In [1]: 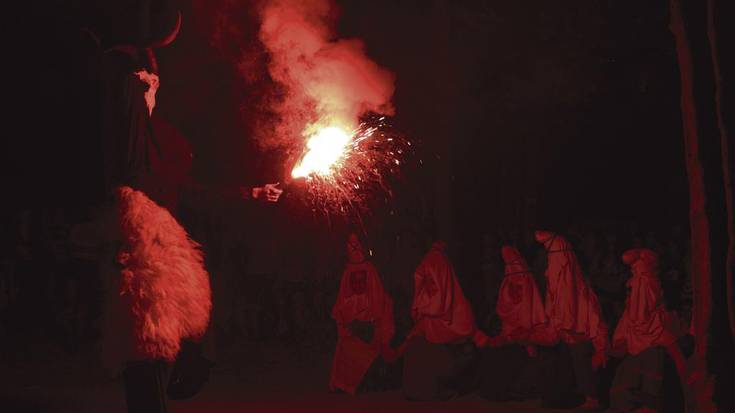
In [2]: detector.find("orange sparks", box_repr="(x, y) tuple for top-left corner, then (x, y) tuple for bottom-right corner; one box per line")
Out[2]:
(287, 115), (410, 215)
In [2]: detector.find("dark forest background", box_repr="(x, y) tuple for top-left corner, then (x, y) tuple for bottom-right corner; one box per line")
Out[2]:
(4, 0), (690, 331)
(7, 0), (688, 253)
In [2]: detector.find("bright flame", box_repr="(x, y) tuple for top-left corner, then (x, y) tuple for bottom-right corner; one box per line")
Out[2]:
(285, 115), (410, 216)
(292, 126), (352, 178)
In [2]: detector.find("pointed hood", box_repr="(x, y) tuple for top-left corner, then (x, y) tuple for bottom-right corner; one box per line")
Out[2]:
(411, 241), (476, 343)
(535, 230), (605, 342)
(346, 233), (366, 263)
(497, 246), (547, 336)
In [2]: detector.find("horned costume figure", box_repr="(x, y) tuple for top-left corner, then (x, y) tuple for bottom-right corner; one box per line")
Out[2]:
(91, 4), (200, 412)
(329, 234), (395, 394)
(89, 2), (281, 411)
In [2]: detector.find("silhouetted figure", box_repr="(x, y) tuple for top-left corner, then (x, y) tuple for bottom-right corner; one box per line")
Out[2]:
(87, 2), (282, 412)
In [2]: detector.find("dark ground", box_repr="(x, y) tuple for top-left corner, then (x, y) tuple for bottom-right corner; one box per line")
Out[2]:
(0, 342), (570, 413)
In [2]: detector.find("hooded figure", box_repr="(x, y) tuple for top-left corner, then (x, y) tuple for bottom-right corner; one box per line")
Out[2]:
(401, 241), (478, 401)
(329, 234), (394, 394)
(496, 246), (548, 343)
(613, 248), (676, 355)
(476, 246), (552, 402)
(609, 248), (683, 412)
(410, 241), (477, 344)
(535, 231), (609, 409)
(534, 231), (608, 351)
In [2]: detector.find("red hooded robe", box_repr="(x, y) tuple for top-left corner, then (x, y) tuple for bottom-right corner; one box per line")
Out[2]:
(497, 246), (551, 344)
(613, 248), (676, 355)
(329, 234), (395, 394)
(410, 241), (476, 344)
(535, 231), (608, 353)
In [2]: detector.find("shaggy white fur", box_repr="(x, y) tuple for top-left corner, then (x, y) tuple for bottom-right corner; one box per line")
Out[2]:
(117, 186), (212, 361)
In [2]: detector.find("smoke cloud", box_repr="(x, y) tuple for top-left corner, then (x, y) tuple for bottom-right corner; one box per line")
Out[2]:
(256, 0), (395, 149)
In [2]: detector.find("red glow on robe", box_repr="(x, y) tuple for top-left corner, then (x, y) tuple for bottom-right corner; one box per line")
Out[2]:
(117, 186), (211, 361)
(411, 241), (477, 344)
(497, 246), (548, 340)
(613, 248), (677, 355)
(329, 234), (394, 394)
(535, 231), (608, 351)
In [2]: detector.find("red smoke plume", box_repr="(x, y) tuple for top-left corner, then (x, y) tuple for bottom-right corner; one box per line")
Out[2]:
(257, 0), (395, 150)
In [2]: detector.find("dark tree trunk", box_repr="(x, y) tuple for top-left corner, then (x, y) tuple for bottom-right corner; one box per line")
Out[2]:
(669, 0), (735, 411)
(706, 0), (735, 347)
(430, 0), (458, 248)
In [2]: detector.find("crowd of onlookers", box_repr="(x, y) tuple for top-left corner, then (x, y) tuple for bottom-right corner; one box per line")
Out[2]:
(0, 204), (692, 377)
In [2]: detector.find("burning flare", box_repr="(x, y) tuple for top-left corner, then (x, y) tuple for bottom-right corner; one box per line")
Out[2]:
(287, 115), (410, 214)
(292, 125), (352, 178)
(248, 0), (410, 214)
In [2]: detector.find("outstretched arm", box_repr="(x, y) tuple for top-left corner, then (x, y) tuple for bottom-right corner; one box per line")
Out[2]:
(249, 183), (283, 202)
(185, 182), (283, 202)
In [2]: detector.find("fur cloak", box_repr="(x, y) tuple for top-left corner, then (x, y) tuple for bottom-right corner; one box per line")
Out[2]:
(116, 186), (211, 361)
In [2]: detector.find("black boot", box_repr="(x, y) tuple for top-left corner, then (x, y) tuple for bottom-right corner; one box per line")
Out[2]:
(123, 359), (168, 413)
